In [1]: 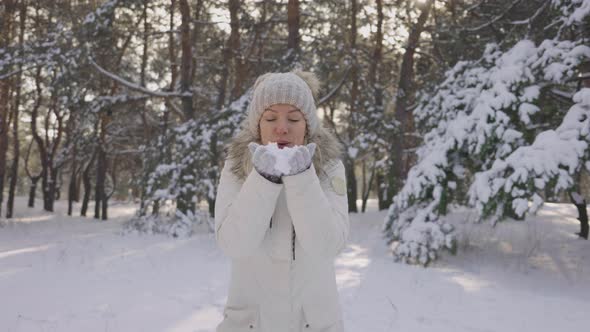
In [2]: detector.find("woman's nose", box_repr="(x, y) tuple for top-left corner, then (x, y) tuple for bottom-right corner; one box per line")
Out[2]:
(274, 119), (288, 134)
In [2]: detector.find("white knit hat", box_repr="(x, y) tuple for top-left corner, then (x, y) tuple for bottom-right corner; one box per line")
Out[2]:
(247, 70), (321, 138)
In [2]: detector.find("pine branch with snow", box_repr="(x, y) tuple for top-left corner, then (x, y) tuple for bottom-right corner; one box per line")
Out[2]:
(469, 88), (590, 222)
(384, 0), (590, 266)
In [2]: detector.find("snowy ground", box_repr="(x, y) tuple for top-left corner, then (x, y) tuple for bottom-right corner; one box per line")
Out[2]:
(1, 197), (589, 332)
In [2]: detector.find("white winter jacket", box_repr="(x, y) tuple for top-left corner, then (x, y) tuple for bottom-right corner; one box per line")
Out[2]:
(214, 126), (349, 332)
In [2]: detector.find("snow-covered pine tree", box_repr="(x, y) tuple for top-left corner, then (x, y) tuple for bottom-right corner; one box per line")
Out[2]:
(384, 0), (590, 266)
(128, 93), (248, 237)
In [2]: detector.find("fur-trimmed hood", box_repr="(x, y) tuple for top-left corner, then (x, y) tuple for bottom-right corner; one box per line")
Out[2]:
(225, 120), (343, 181)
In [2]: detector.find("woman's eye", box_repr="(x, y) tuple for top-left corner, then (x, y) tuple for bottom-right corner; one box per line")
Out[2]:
(288, 119), (300, 122)
(265, 118), (276, 122)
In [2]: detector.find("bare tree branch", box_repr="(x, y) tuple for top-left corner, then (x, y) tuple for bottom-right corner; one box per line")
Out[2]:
(318, 66), (351, 106)
(89, 58), (192, 98)
(465, 0), (522, 32)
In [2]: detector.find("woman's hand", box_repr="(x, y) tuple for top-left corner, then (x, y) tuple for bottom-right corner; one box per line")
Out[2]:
(248, 142), (281, 179)
(248, 142), (317, 179)
(284, 143), (316, 176)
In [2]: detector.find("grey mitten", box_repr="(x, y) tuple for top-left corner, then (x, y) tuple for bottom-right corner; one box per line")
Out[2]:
(284, 143), (317, 176)
(248, 142), (282, 182)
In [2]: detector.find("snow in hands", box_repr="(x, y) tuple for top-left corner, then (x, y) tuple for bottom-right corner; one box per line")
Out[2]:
(249, 142), (316, 176)
(265, 142), (300, 175)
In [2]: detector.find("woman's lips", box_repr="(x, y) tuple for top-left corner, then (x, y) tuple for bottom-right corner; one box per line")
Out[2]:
(277, 141), (291, 149)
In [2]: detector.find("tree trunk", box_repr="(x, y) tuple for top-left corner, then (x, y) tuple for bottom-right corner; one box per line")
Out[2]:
(24, 139), (41, 207)
(369, 0), (383, 98)
(148, 2), (178, 215)
(229, 0), (245, 100)
(140, 0), (149, 87)
(101, 156), (109, 221)
(94, 145), (106, 220)
(137, 0), (152, 216)
(255, 1), (268, 67)
(370, 0), (386, 210)
(67, 114), (78, 216)
(168, 0), (178, 93)
(81, 152), (96, 217)
(175, 0), (198, 217)
(391, 0), (433, 198)
(178, 0), (193, 119)
(45, 93), (64, 212)
(27, 177), (40, 207)
(6, 1), (25, 219)
(361, 159), (377, 213)
(570, 192), (588, 240)
(29, 67), (51, 211)
(33, 5), (54, 213)
(361, 160), (366, 209)
(75, 169), (82, 202)
(286, 0), (300, 66)
(0, 0), (16, 218)
(346, 0), (359, 213)
(68, 148), (78, 216)
(209, 0), (242, 218)
(92, 3), (117, 220)
(46, 165), (57, 212)
(190, 0), (204, 82)
(377, 171), (389, 210)
(345, 157), (358, 213)
(349, 0), (359, 140)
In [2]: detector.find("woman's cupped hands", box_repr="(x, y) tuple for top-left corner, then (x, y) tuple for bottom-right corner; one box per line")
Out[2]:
(248, 142), (317, 178)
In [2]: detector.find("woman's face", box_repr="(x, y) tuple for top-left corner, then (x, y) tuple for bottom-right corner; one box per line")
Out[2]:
(259, 103), (306, 148)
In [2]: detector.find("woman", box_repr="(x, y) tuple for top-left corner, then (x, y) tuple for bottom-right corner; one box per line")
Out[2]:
(214, 70), (349, 332)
